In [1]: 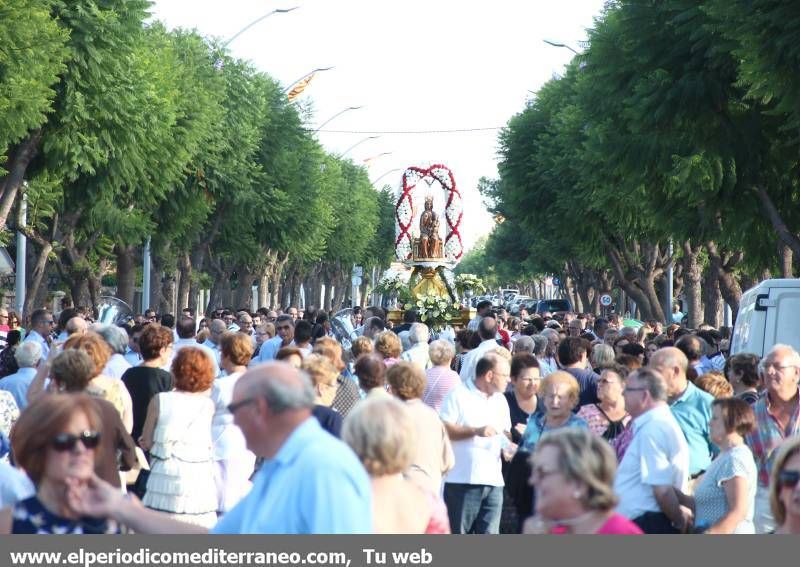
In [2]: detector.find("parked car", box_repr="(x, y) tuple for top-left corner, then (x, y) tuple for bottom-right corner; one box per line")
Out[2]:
(731, 278), (800, 357)
(534, 298), (572, 315)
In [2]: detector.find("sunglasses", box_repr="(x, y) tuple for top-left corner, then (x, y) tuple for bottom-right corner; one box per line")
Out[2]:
(227, 398), (255, 415)
(778, 469), (800, 490)
(52, 431), (101, 452)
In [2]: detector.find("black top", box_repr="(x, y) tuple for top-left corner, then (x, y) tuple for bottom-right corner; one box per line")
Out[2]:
(312, 405), (343, 438)
(504, 391), (533, 444)
(121, 366), (173, 441)
(12, 496), (119, 534)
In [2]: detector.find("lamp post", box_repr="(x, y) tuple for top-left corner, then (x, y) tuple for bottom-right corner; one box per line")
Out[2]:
(283, 66), (334, 94)
(222, 6), (300, 48)
(15, 187), (27, 316)
(543, 39), (580, 55)
(363, 152), (392, 164)
(371, 168), (402, 186)
(339, 136), (379, 159)
(315, 106), (363, 133)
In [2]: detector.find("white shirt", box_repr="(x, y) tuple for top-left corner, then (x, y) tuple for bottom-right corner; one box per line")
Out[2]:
(102, 353), (132, 380)
(467, 316), (482, 331)
(439, 382), (511, 487)
(400, 343), (431, 371)
(458, 339), (501, 385)
(0, 462), (34, 508)
(210, 371), (255, 462)
(202, 339), (222, 366)
(172, 338), (221, 377)
(615, 404), (690, 520)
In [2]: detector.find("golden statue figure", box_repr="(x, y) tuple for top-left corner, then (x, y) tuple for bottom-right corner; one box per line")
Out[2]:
(418, 195), (443, 259)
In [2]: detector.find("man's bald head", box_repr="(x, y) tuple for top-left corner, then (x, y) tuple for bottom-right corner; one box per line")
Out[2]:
(236, 362), (315, 415)
(65, 316), (88, 336)
(649, 347), (689, 396)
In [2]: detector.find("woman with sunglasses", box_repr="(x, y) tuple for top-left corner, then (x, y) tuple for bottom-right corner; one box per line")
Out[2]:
(770, 436), (800, 534)
(0, 394), (120, 533)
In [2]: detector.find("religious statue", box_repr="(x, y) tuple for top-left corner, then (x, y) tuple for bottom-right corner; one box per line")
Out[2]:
(418, 195), (443, 258)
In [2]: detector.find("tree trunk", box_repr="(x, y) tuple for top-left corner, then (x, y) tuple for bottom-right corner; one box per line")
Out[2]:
(24, 240), (53, 319)
(780, 244), (793, 278)
(259, 272), (269, 309)
(706, 241), (743, 323)
(753, 184), (800, 258)
(681, 242), (703, 328)
(234, 267), (257, 311)
(0, 130), (42, 233)
(703, 269), (723, 328)
(114, 243), (137, 307)
(176, 252), (192, 311)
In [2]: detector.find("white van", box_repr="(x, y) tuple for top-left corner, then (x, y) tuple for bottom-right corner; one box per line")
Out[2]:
(731, 279), (800, 357)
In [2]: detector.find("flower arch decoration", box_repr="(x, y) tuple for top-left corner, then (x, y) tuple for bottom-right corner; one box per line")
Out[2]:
(394, 164), (463, 262)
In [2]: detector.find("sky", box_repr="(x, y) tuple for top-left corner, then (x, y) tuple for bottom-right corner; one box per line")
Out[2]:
(149, 0), (607, 251)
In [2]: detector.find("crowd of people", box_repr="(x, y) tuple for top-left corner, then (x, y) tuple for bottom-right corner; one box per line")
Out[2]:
(0, 302), (798, 535)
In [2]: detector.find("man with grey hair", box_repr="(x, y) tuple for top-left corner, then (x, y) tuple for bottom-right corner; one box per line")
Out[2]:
(202, 319), (227, 366)
(65, 316), (88, 337)
(0, 341), (42, 409)
(615, 367), (691, 533)
(95, 324), (132, 380)
(649, 347), (713, 480)
(511, 335), (535, 356)
(538, 328), (560, 376)
(65, 362), (372, 534)
(745, 343), (800, 533)
(400, 323), (431, 371)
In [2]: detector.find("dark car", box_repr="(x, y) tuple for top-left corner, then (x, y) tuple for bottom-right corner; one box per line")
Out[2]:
(534, 298), (572, 314)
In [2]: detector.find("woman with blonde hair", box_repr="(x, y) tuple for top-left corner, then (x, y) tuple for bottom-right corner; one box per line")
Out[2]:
(770, 436), (800, 534)
(386, 362), (454, 494)
(314, 336), (361, 418)
(28, 332), (134, 434)
(374, 331), (402, 367)
(524, 428), (642, 534)
(508, 371), (588, 531)
(302, 353), (343, 437)
(342, 397), (449, 533)
(211, 333), (256, 513)
(423, 339), (460, 412)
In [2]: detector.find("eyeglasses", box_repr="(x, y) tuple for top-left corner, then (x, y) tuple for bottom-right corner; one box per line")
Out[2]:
(227, 398), (256, 415)
(778, 469), (800, 490)
(530, 465), (560, 482)
(52, 431), (101, 452)
(623, 386), (647, 394)
(763, 363), (798, 372)
(45, 320), (55, 325)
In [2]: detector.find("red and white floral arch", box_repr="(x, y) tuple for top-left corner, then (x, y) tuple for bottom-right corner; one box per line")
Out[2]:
(394, 164), (464, 263)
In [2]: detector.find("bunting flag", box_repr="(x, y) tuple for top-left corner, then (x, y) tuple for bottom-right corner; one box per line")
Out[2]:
(286, 72), (316, 101)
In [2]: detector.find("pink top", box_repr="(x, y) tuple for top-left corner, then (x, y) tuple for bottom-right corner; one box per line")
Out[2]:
(423, 366), (461, 412)
(549, 513), (643, 535)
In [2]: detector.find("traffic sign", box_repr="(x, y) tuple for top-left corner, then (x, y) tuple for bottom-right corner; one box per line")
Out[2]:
(600, 294), (613, 307)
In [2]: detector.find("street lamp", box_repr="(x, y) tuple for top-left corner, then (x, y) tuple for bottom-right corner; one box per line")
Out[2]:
(222, 7), (300, 48)
(371, 168), (402, 186)
(315, 106), (363, 133)
(543, 39), (580, 55)
(283, 66), (334, 94)
(363, 152), (392, 164)
(339, 136), (379, 158)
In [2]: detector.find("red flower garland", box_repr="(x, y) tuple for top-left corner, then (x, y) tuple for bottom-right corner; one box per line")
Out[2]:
(394, 164), (463, 261)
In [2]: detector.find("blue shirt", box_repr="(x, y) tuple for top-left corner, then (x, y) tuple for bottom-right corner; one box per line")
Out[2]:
(23, 330), (49, 359)
(0, 367), (37, 410)
(669, 382), (714, 475)
(211, 417), (372, 534)
(519, 411), (589, 452)
(253, 336), (284, 365)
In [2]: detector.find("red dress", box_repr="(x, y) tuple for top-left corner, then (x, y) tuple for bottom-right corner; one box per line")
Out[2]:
(549, 513), (643, 535)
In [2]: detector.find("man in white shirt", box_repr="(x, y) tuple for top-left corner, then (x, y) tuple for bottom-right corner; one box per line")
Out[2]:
(0, 341), (42, 410)
(459, 316), (501, 385)
(400, 323), (431, 371)
(23, 309), (55, 359)
(252, 315), (294, 365)
(440, 352), (512, 534)
(615, 367), (691, 533)
(172, 316), (220, 377)
(467, 300), (493, 331)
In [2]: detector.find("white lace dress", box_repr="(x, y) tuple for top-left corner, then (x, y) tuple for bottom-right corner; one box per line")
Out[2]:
(143, 391), (217, 527)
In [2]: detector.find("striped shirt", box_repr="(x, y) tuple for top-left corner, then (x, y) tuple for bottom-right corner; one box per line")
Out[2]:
(423, 366), (461, 412)
(745, 393), (800, 487)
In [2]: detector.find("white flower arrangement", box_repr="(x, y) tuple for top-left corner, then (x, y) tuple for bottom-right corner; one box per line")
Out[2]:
(415, 293), (462, 332)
